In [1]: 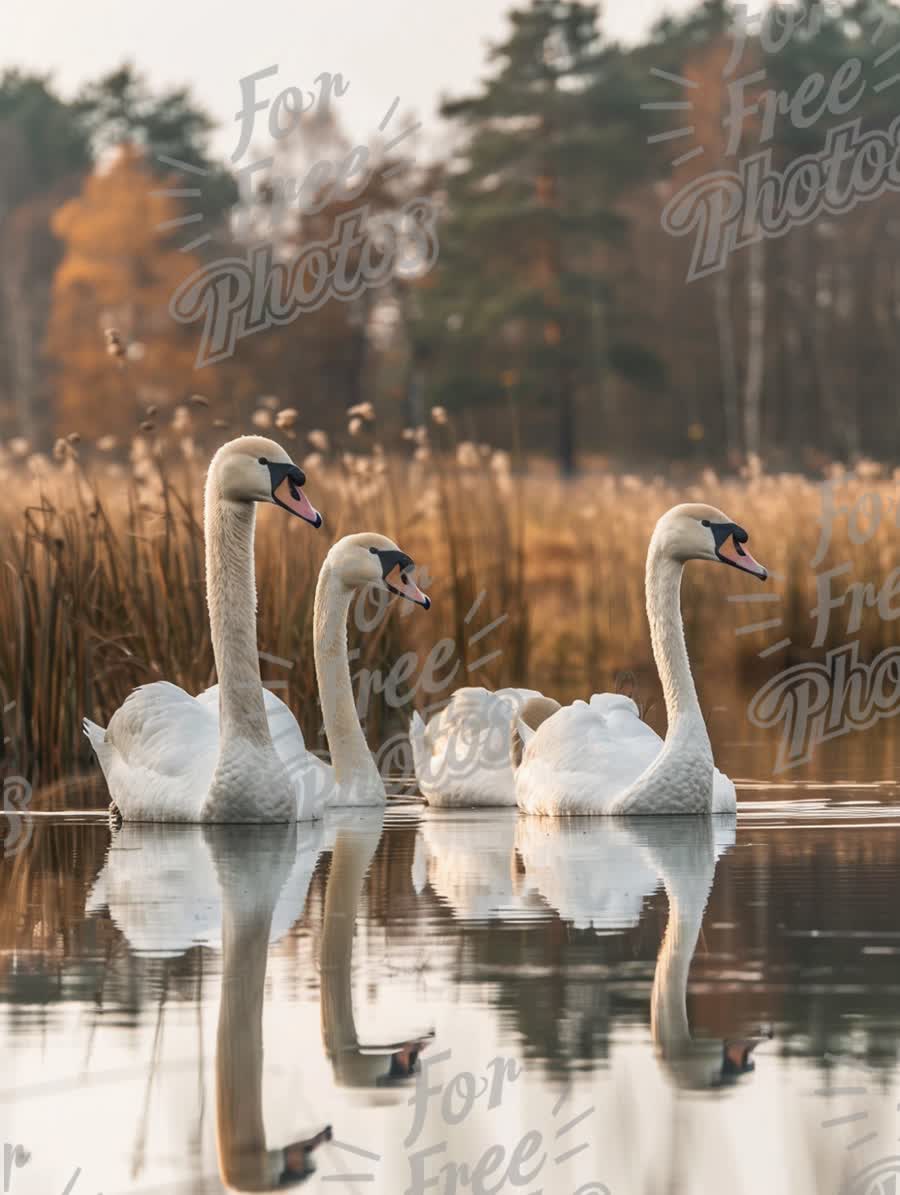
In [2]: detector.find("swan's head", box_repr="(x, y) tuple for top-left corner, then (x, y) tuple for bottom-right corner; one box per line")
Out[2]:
(652, 503), (767, 581)
(208, 436), (323, 527)
(325, 533), (431, 608)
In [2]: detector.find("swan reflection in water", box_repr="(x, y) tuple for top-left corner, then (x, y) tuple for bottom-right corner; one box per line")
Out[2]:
(420, 808), (766, 1089)
(83, 796), (766, 1186)
(321, 808), (434, 1092)
(413, 809), (548, 922)
(637, 816), (768, 1089)
(86, 820), (332, 1189)
(517, 814), (767, 1088)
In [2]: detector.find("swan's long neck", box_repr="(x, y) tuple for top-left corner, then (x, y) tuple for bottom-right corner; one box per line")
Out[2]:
(609, 541), (713, 814)
(645, 542), (704, 733)
(314, 564), (380, 789)
(205, 482), (270, 746)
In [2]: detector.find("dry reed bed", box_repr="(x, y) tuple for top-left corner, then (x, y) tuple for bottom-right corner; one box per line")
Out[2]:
(0, 429), (527, 789)
(1, 423), (898, 794)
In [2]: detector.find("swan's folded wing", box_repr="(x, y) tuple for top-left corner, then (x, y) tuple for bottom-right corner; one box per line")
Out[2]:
(106, 683), (217, 771)
(288, 750), (335, 819)
(528, 702), (662, 776)
(412, 687), (553, 807)
(494, 686), (548, 707)
(516, 702), (664, 815)
(588, 692), (640, 717)
(421, 687), (492, 749)
(105, 683), (216, 774)
(587, 692), (660, 739)
(424, 687), (544, 747)
(196, 683), (308, 768)
(101, 683), (220, 820)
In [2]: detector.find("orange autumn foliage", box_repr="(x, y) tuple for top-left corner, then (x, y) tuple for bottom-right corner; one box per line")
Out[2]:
(45, 144), (207, 435)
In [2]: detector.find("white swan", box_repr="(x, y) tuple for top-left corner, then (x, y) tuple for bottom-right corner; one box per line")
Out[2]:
(84, 436), (325, 823)
(201, 533), (431, 808)
(409, 687), (561, 807)
(514, 503), (768, 816)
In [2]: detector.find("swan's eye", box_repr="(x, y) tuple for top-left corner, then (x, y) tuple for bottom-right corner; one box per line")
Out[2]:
(701, 519), (711, 527)
(258, 456), (268, 465)
(369, 547), (378, 554)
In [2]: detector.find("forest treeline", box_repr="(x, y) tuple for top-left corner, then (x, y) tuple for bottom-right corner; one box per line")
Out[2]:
(2, 0), (899, 474)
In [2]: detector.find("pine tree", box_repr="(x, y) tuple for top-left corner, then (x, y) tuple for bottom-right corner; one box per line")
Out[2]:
(421, 0), (657, 475)
(74, 65), (236, 222)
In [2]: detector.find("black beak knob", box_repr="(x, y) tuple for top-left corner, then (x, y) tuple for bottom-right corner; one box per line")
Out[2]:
(267, 460), (306, 493)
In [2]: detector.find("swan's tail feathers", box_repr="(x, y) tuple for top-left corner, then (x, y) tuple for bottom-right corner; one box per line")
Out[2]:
(589, 692), (640, 719)
(511, 717), (535, 773)
(83, 718), (114, 778)
(409, 710), (430, 786)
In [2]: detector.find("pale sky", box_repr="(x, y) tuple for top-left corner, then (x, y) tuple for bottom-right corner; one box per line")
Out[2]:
(3, 0), (699, 159)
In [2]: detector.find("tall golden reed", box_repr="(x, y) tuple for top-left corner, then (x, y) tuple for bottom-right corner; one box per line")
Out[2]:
(1, 413), (897, 798)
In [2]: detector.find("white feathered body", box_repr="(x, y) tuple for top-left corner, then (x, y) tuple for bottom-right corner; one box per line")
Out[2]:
(512, 509), (751, 817)
(84, 683), (327, 823)
(514, 693), (735, 816)
(409, 686), (547, 807)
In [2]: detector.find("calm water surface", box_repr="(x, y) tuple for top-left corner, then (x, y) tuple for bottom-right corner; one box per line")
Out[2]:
(5, 765), (900, 1194)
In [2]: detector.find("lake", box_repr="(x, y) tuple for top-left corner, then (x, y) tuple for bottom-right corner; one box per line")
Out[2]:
(5, 731), (900, 1195)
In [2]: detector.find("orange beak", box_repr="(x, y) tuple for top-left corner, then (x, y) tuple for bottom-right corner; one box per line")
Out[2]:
(387, 566), (431, 609)
(716, 535), (767, 579)
(273, 475), (323, 527)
